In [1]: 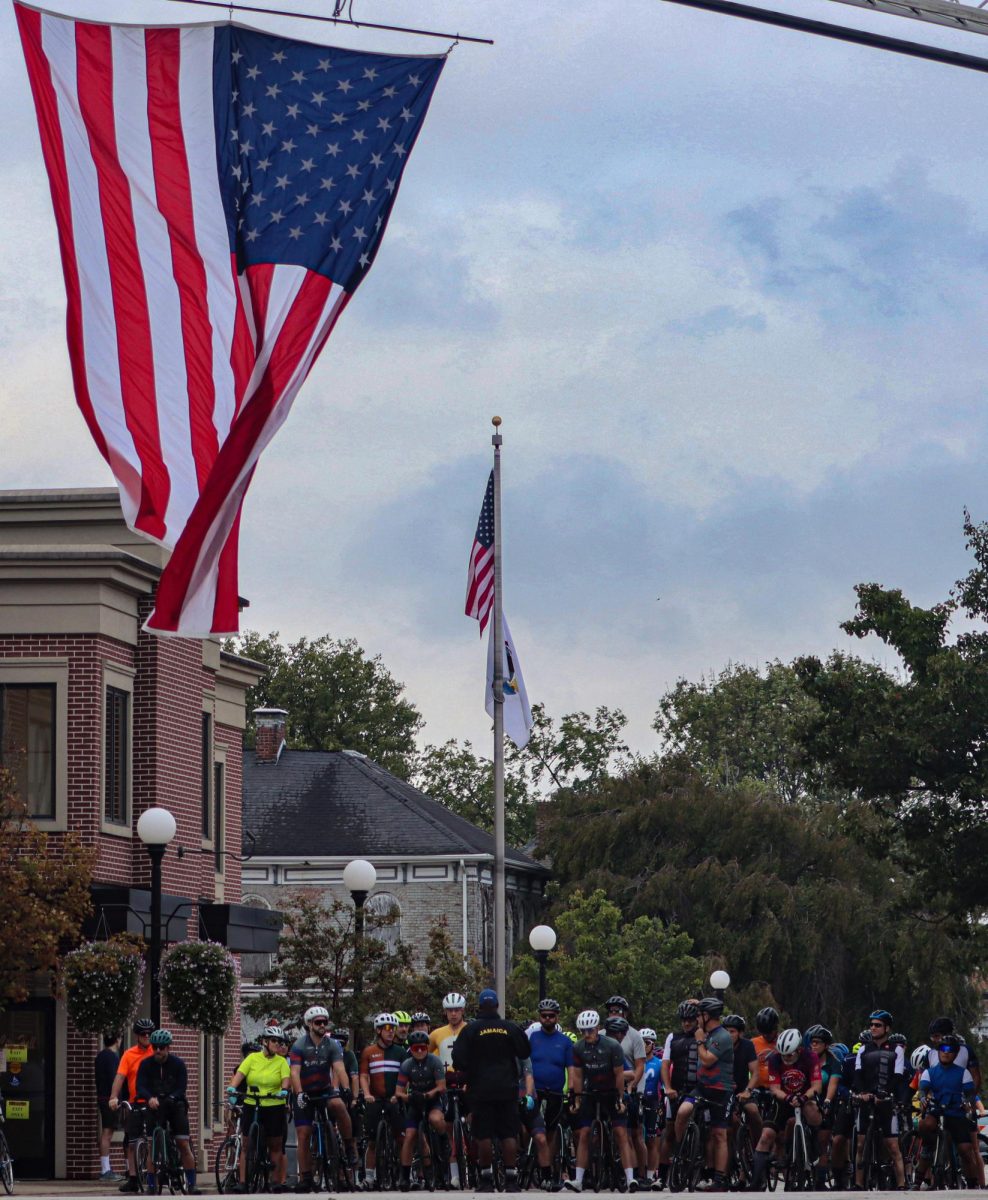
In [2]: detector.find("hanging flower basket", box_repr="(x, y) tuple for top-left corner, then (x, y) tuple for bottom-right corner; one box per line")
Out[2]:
(160, 940), (237, 1035)
(62, 936), (146, 1036)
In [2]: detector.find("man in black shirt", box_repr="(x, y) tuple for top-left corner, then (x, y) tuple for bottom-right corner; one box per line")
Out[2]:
(136, 1030), (201, 1195)
(451, 989), (529, 1192)
(95, 1032), (123, 1181)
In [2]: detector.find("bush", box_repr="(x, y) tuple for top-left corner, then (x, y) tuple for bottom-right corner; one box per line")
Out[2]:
(63, 936), (145, 1035)
(160, 941), (237, 1035)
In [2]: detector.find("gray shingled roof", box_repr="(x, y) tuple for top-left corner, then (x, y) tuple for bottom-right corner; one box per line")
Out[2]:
(242, 749), (549, 874)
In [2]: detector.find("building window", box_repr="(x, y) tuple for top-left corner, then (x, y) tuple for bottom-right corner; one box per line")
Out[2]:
(201, 713), (213, 839)
(366, 892), (401, 954)
(104, 686), (129, 825)
(213, 762), (224, 874)
(0, 683), (55, 818)
(202, 1035), (224, 1130)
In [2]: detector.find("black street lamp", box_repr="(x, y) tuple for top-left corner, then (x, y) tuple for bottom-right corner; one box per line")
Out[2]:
(343, 858), (377, 1050)
(136, 806), (177, 1028)
(529, 924), (557, 1002)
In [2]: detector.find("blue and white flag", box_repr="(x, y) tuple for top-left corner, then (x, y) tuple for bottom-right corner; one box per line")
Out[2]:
(486, 615), (533, 749)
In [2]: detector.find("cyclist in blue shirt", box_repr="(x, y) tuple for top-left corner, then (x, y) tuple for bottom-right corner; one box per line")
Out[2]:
(915, 1035), (980, 1188)
(640, 1029), (663, 1188)
(528, 999), (576, 1186)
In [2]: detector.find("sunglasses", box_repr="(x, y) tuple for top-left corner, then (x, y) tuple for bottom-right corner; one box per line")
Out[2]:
(411, 1045), (429, 1052)
(939, 1046), (959, 1054)
(540, 1013), (558, 1020)
(868, 1022), (886, 1028)
(311, 1019), (329, 1026)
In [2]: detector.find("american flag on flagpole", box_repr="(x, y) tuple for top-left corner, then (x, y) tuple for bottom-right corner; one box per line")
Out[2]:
(465, 470), (495, 635)
(15, 3), (445, 636)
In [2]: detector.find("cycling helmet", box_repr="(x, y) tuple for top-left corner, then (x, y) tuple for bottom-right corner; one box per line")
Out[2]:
(858, 1030), (873, 1044)
(756, 1007), (779, 1034)
(888, 1033), (907, 1048)
(393, 1010), (411, 1025)
(806, 1024), (833, 1044)
(831, 1043), (849, 1064)
(576, 1010), (601, 1031)
(697, 997), (724, 1017)
(374, 1012), (398, 1030)
(640, 1027), (658, 1041)
(868, 1009), (893, 1026)
(776, 1028), (802, 1055)
(408, 1030), (430, 1047)
(442, 992), (466, 1010)
(304, 1005), (330, 1024)
(262, 1024), (287, 1042)
(538, 998), (562, 1014)
(722, 1014), (746, 1032)
(605, 1016), (630, 1038)
(241, 1040), (261, 1056)
(150, 1029), (173, 1047)
(606, 995), (630, 1013)
(677, 1001), (699, 1020)
(939, 1034), (962, 1052)
(410, 1012), (430, 1025)
(911, 1045), (931, 1070)
(332, 1027), (349, 1044)
(133, 1017), (155, 1034)
(928, 1017), (954, 1037)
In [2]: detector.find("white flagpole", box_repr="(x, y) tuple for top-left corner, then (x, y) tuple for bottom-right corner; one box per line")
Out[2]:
(491, 415), (506, 1005)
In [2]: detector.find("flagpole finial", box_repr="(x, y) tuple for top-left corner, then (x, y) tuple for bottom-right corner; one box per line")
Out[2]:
(492, 415), (502, 427)
(491, 415), (502, 448)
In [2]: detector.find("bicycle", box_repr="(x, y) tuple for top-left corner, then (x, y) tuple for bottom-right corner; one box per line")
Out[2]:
(215, 1101), (246, 1194)
(0, 1089), (14, 1196)
(444, 1086), (475, 1191)
(729, 1096), (757, 1191)
(365, 1097), (402, 1191)
(119, 1102), (152, 1193)
(921, 1101), (964, 1191)
(782, 1098), (816, 1192)
(405, 1094), (450, 1191)
(243, 1086), (288, 1193)
(571, 1092), (625, 1193)
(306, 1090), (354, 1192)
(854, 1095), (897, 1191)
(668, 1093), (709, 1193)
(149, 1103), (189, 1195)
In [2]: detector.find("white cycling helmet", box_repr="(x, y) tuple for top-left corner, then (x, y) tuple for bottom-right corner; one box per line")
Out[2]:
(911, 1044), (931, 1071)
(374, 1012), (398, 1029)
(576, 1010), (601, 1032)
(777, 1028), (802, 1055)
(442, 992), (466, 1010)
(262, 1024), (287, 1042)
(304, 1005), (329, 1024)
(640, 1027), (658, 1042)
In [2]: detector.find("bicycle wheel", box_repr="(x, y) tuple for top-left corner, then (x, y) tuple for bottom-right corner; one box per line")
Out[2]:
(170, 1136), (189, 1196)
(375, 1118), (395, 1191)
(320, 1118), (340, 1193)
(669, 1121), (697, 1193)
(246, 1123), (264, 1193)
(334, 1125), (354, 1192)
(136, 1136), (151, 1193)
(732, 1121), (753, 1191)
(0, 1129), (13, 1196)
(215, 1136), (241, 1193)
(786, 1125), (811, 1192)
(861, 1123), (879, 1192)
(151, 1127), (169, 1195)
(453, 1117), (474, 1190)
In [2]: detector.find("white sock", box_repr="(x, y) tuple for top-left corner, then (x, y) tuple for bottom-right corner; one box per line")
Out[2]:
(366, 1169), (376, 1183)
(100, 1156), (111, 1174)
(575, 1167), (585, 1185)
(450, 1164), (459, 1181)
(626, 1168), (635, 1184)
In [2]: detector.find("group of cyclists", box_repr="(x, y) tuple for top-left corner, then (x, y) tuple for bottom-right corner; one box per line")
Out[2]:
(102, 991), (988, 1194)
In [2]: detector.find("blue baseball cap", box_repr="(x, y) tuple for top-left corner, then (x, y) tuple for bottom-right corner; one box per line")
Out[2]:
(478, 988), (499, 1008)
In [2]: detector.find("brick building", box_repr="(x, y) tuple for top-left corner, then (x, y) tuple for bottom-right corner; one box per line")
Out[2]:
(239, 707), (551, 1024)
(0, 489), (273, 1180)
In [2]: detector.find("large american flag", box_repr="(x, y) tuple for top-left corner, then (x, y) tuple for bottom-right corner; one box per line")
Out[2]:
(465, 470), (495, 635)
(16, 3), (444, 636)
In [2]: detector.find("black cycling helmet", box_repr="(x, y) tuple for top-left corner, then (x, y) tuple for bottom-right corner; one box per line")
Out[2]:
(408, 1030), (430, 1047)
(133, 1017), (155, 1035)
(411, 1012), (430, 1025)
(806, 1024), (833, 1044)
(697, 997), (724, 1017)
(606, 995), (630, 1013)
(538, 998), (562, 1014)
(332, 1027), (350, 1044)
(677, 1001), (699, 1020)
(756, 1007), (779, 1034)
(888, 1032), (907, 1048)
(928, 1017), (954, 1037)
(722, 1014), (746, 1032)
(858, 1030), (873, 1044)
(938, 1034), (962, 1051)
(605, 1016), (630, 1037)
(868, 1008), (893, 1026)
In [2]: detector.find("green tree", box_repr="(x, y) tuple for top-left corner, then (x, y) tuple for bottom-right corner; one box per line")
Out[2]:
(506, 888), (703, 1031)
(400, 916), (490, 1017)
(412, 739), (535, 845)
(0, 770), (96, 1019)
(515, 703), (631, 796)
(229, 631), (423, 779)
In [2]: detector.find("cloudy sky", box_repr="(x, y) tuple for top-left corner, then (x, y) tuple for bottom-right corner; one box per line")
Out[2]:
(3, 0), (988, 756)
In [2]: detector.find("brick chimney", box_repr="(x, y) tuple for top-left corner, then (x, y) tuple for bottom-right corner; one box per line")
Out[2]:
(254, 707), (288, 764)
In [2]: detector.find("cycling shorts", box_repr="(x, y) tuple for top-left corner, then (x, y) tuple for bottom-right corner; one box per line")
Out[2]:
(244, 1102), (287, 1141)
(573, 1092), (627, 1131)
(641, 1096), (662, 1140)
(855, 1099), (899, 1140)
(293, 1090), (340, 1129)
(366, 1098), (404, 1140)
(831, 1097), (854, 1139)
(146, 1097), (190, 1139)
(624, 1091), (642, 1129)
(536, 1091), (566, 1134)
(521, 1100), (546, 1135)
(471, 1097), (521, 1141)
(685, 1085), (734, 1130)
(404, 1094), (443, 1131)
(765, 1096), (818, 1132)
(922, 1114), (974, 1146)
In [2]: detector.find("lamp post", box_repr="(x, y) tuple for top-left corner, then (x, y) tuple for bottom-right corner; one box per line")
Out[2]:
(529, 924), (557, 1002)
(136, 806), (177, 1028)
(709, 969), (731, 1002)
(344, 858), (377, 1050)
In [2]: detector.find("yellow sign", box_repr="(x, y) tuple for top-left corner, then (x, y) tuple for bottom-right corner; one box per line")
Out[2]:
(5, 1046), (27, 1064)
(5, 1101), (29, 1120)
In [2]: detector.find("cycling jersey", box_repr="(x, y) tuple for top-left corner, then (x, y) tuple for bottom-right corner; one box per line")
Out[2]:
(528, 1026), (574, 1093)
(236, 1051), (290, 1105)
(750, 1035), (778, 1087)
(642, 1053), (663, 1099)
(620, 1027), (647, 1091)
(429, 1022), (466, 1070)
(766, 1048), (821, 1097)
(342, 1047), (359, 1081)
(136, 1053), (188, 1102)
(732, 1037), (757, 1094)
(817, 1048), (841, 1093)
(451, 1014), (531, 1101)
(289, 1031), (343, 1094)
(919, 1063), (976, 1119)
(662, 1030), (698, 1093)
(697, 1025), (734, 1092)
(573, 1034), (624, 1094)
(398, 1053), (445, 1094)
(117, 1044), (153, 1103)
(359, 1041), (406, 1099)
(853, 1041), (905, 1101)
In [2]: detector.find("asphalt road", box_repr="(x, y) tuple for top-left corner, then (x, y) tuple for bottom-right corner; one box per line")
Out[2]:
(10, 1190), (988, 1199)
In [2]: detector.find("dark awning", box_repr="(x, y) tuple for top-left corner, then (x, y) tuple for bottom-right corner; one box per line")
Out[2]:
(87, 885), (192, 943)
(198, 902), (283, 952)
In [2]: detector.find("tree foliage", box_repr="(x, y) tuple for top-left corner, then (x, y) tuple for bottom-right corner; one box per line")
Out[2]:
(0, 770), (96, 1018)
(539, 761), (984, 1042)
(229, 631), (424, 778)
(506, 888), (703, 1032)
(412, 740), (534, 846)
